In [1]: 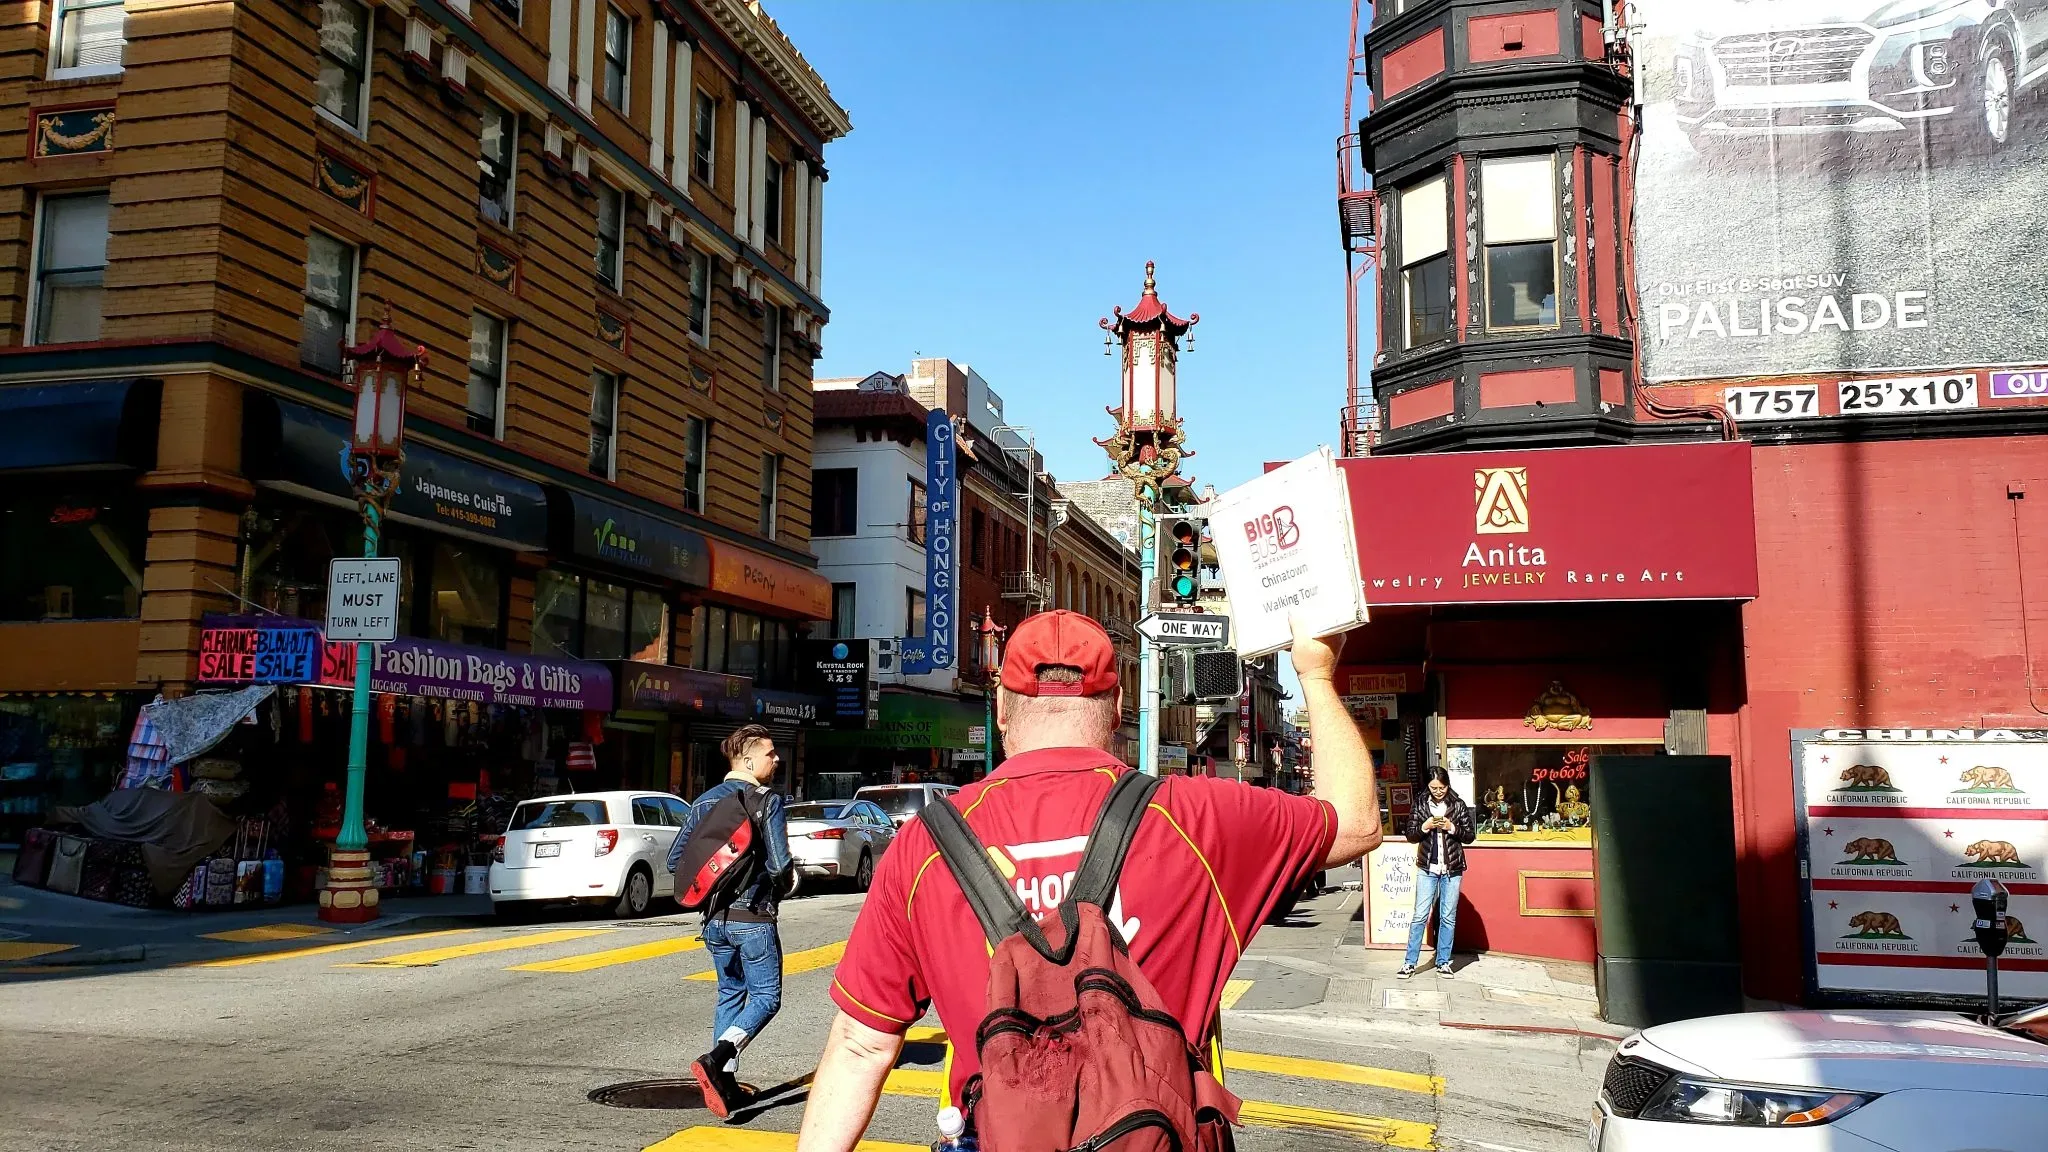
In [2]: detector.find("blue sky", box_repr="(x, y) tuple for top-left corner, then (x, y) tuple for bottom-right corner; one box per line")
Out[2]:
(774, 0), (1364, 496)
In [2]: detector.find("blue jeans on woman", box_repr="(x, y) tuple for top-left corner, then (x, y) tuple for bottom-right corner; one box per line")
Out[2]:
(702, 916), (783, 1064)
(1404, 870), (1462, 970)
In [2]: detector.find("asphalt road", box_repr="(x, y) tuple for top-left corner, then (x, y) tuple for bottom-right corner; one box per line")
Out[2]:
(0, 885), (1603, 1152)
(1633, 95), (2048, 381)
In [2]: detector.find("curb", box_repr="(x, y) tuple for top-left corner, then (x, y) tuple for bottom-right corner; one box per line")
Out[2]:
(33, 944), (148, 967)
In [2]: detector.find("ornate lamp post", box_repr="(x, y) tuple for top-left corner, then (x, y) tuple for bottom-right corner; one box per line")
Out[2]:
(1096, 261), (1197, 777)
(320, 317), (425, 924)
(976, 606), (1006, 772)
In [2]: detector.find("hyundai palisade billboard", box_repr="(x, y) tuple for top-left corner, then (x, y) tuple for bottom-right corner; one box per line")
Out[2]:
(1632, 0), (2048, 382)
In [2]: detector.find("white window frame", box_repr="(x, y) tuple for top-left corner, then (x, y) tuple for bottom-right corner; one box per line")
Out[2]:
(692, 88), (716, 187)
(758, 452), (779, 537)
(686, 248), (711, 346)
(601, 4), (631, 113)
(300, 231), (360, 374)
(682, 414), (708, 512)
(48, 0), (126, 80)
(595, 181), (624, 291)
(478, 99), (518, 227)
(1480, 154), (1562, 333)
(26, 190), (112, 347)
(314, 0), (374, 136)
(467, 311), (509, 438)
(589, 370), (621, 480)
(1399, 175), (1451, 349)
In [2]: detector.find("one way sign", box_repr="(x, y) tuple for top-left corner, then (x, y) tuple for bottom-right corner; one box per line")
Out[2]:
(1135, 612), (1230, 646)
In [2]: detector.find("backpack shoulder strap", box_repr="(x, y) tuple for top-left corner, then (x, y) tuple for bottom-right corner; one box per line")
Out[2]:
(1066, 770), (1160, 913)
(922, 796), (1033, 949)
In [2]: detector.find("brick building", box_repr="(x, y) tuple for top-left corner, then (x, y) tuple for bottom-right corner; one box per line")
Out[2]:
(0, 0), (846, 850)
(1337, 0), (2048, 1009)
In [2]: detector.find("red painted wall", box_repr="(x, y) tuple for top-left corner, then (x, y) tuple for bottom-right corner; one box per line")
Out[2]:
(1479, 366), (1576, 409)
(1390, 379), (1456, 427)
(1453, 845), (1597, 960)
(1738, 436), (2048, 1000)
(1591, 154), (1619, 336)
(1468, 7), (1561, 63)
(1383, 28), (1448, 99)
(1581, 13), (1603, 60)
(1599, 368), (1625, 407)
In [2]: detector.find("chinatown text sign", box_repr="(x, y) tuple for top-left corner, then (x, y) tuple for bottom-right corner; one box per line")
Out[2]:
(1341, 442), (1758, 606)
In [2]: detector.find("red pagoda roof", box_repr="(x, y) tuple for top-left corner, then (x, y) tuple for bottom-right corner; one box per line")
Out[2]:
(1101, 260), (1198, 339)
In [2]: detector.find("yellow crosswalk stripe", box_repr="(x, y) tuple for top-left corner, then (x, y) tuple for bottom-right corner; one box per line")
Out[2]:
(1239, 1100), (1435, 1150)
(1219, 978), (1253, 1010)
(883, 1067), (945, 1097)
(509, 933), (705, 973)
(645, 1127), (922, 1152)
(1222, 1049), (1444, 1096)
(339, 928), (610, 968)
(203, 924), (335, 944)
(185, 929), (476, 968)
(0, 942), (75, 962)
(684, 939), (845, 982)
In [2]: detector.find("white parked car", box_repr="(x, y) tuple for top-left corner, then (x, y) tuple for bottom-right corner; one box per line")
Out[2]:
(854, 783), (959, 829)
(1591, 1004), (2048, 1150)
(785, 799), (896, 892)
(488, 791), (686, 919)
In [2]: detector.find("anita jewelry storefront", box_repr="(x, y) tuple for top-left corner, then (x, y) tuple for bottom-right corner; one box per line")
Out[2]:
(1343, 443), (1759, 963)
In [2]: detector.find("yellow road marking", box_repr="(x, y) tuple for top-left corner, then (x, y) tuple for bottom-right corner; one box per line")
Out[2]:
(0, 965), (72, 975)
(685, 939), (845, 982)
(339, 928), (609, 968)
(203, 924), (334, 944)
(883, 1067), (946, 1097)
(903, 1025), (947, 1045)
(1239, 1100), (1436, 1150)
(1223, 1049), (1444, 1096)
(646, 1127), (922, 1152)
(1219, 978), (1254, 1010)
(0, 942), (75, 962)
(510, 934), (704, 973)
(186, 929), (476, 968)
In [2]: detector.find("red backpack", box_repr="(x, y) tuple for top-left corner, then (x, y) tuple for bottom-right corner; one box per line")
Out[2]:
(672, 785), (769, 914)
(923, 771), (1241, 1152)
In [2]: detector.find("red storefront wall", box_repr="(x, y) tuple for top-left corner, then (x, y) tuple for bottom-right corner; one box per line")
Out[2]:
(1737, 436), (2048, 1002)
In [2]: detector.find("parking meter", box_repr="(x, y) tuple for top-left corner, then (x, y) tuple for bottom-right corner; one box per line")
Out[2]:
(1972, 879), (2010, 1018)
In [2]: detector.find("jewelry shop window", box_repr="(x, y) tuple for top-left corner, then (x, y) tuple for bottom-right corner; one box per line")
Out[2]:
(1448, 741), (1660, 844)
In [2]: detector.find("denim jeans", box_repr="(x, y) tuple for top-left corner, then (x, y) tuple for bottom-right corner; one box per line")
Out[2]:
(1404, 870), (1462, 969)
(702, 917), (783, 1054)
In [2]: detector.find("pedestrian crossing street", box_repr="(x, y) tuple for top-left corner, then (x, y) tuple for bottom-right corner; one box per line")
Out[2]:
(1, 923), (1443, 1149)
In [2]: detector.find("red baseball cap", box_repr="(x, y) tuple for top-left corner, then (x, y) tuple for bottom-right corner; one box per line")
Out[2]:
(1001, 610), (1119, 697)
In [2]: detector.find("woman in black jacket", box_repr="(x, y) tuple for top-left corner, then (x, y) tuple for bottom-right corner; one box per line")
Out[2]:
(1401, 768), (1477, 978)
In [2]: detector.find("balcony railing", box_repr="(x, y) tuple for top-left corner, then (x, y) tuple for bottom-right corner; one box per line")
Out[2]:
(1101, 614), (1133, 642)
(1001, 571), (1050, 604)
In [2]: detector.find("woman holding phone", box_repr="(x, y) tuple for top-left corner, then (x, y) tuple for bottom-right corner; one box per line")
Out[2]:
(1399, 768), (1477, 978)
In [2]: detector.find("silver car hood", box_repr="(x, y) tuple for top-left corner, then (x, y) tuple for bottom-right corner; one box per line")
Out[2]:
(1629, 1011), (2048, 1097)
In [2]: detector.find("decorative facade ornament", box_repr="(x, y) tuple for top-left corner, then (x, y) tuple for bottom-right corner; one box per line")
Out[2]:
(596, 308), (630, 351)
(1524, 680), (1593, 732)
(34, 107), (116, 158)
(315, 150), (375, 215)
(475, 239), (520, 293)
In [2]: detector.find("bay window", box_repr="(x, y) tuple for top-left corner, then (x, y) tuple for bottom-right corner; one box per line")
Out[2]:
(1481, 155), (1559, 330)
(1399, 175), (1451, 348)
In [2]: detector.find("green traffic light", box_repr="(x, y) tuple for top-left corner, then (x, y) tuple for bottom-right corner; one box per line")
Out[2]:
(1170, 573), (1198, 598)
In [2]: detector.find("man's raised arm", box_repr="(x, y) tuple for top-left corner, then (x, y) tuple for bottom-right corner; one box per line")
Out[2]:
(1288, 614), (1383, 867)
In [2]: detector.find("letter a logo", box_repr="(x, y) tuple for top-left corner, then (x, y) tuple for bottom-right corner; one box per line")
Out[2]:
(1474, 467), (1530, 535)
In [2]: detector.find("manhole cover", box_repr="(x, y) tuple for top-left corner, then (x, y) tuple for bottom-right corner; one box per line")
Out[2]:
(588, 1079), (758, 1110)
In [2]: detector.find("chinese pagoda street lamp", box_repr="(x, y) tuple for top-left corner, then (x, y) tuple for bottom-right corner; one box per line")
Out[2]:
(321, 318), (425, 924)
(1095, 261), (1197, 777)
(977, 606), (1006, 772)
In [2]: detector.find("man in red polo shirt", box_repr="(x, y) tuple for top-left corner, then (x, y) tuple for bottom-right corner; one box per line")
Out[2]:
(795, 610), (1381, 1150)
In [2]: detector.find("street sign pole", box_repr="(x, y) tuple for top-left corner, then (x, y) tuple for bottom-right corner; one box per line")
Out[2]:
(1138, 502), (1159, 778)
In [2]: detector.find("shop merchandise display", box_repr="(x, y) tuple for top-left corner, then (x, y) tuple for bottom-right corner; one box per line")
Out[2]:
(46, 834), (87, 894)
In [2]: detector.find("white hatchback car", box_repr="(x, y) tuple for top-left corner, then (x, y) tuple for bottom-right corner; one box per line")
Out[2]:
(854, 783), (960, 829)
(488, 791), (686, 919)
(786, 798), (896, 891)
(1591, 1004), (2048, 1150)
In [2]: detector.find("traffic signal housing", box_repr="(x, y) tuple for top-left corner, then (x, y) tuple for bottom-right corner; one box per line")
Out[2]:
(1164, 648), (1245, 704)
(1165, 516), (1205, 606)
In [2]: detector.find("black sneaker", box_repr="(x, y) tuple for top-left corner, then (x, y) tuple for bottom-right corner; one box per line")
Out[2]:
(1435, 964), (1454, 978)
(691, 1041), (743, 1119)
(1396, 964), (1417, 980)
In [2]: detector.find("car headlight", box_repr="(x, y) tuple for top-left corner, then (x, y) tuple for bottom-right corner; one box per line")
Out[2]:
(1638, 1076), (1875, 1126)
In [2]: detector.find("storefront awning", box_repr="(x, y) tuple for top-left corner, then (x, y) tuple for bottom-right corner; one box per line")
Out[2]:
(244, 397), (550, 551)
(706, 541), (832, 620)
(557, 491), (711, 587)
(1341, 441), (1759, 607)
(612, 660), (749, 718)
(0, 379), (160, 472)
